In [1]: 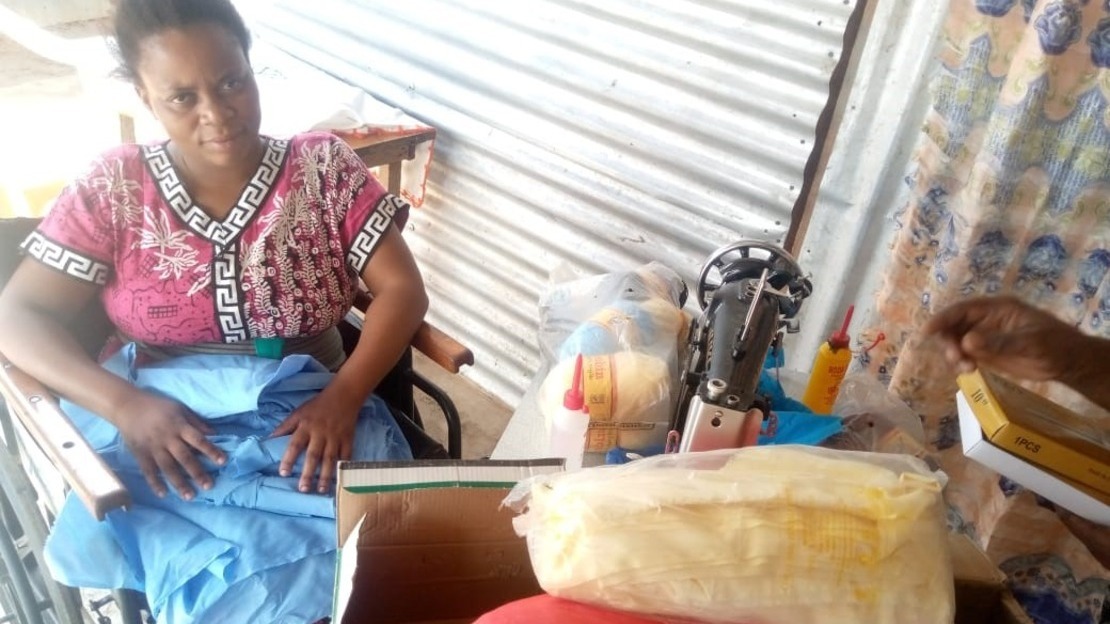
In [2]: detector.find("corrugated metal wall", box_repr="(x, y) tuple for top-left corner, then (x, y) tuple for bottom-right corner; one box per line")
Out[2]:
(788, 0), (951, 369)
(242, 0), (859, 402)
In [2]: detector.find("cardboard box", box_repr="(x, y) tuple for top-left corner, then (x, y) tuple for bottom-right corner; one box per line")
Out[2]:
(957, 393), (1110, 524)
(335, 459), (1034, 624)
(333, 459), (562, 624)
(950, 532), (1033, 624)
(957, 370), (1110, 495)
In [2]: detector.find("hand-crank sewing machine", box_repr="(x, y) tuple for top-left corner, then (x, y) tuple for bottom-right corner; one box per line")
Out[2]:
(672, 241), (812, 452)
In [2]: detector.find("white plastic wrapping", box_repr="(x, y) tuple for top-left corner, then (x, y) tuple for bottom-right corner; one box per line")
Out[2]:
(505, 445), (954, 624)
(535, 263), (690, 454)
(824, 374), (929, 458)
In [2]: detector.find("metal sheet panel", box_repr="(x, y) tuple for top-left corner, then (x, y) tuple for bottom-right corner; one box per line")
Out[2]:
(789, 0), (950, 371)
(242, 0), (858, 402)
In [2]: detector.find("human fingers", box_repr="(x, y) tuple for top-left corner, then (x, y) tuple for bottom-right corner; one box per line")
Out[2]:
(934, 335), (978, 375)
(961, 327), (1070, 381)
(941, 341), (962, 363)
(184, 412), (215, 436)
(965, 327), (1056, 363)
(279, 428), (307, 478)
(954, 357), (976, 374)
(181, 414), (227, 466)
(154, 448), (195, 500)
(316, 440), (339, 494)
(960, 330), (990, 356)
(923, 297), (999, 338)
(135, 451), (167, 498)
(299, 437), (325, 494)
(271, 412), (301, 439)
(188, 434), (227, 469)
(168, 440), (214, 491)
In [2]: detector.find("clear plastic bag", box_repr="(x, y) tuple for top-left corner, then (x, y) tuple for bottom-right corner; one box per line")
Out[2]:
(822, 373), (928, 458)
(505, 445), (954, 624)
(534, 263), (690, 454)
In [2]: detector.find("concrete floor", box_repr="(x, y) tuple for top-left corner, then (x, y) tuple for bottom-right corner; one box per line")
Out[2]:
(0, 26), (512, 458)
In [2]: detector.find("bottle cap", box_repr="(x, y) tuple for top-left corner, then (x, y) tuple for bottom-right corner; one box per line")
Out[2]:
(828, 305), (854, 350)
(564, 354), (585, 410)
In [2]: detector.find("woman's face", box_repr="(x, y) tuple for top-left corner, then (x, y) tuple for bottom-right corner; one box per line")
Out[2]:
(135, 23), (262, 172)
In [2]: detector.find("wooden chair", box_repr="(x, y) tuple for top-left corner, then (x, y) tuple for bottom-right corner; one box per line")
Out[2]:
(0, 216), (473, 623)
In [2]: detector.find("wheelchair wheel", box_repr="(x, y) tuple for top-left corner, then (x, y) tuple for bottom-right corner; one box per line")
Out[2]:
(0, 490), (44, 624)
(0, 412), (85, 624)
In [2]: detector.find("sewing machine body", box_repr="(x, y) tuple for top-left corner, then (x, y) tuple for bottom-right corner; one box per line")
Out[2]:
(674, 241), (810, 452)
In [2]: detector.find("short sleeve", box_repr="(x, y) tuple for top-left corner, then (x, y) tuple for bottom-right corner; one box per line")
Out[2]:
(318, 135), (412, 276)
(20, 151), (135, 285)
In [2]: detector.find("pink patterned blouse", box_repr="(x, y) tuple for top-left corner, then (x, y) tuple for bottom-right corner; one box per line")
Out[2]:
(22, 132), (407, 346)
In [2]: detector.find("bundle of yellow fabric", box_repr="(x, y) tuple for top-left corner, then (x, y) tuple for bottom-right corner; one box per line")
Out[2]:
(509, 446), (954, 624)
(537, 293), (689, 452)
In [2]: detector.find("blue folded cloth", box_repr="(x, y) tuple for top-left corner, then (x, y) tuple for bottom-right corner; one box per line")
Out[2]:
(45, 344), (412, 623)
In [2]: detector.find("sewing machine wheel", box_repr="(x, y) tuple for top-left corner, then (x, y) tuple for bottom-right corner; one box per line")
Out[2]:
(695, 241), (806, 309)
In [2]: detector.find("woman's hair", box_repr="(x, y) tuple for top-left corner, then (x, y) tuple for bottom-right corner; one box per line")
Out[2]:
(110, 0), (252, 84)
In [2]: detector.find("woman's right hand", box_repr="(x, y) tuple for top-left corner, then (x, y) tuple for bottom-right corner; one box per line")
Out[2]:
(114, 391), (227, 500)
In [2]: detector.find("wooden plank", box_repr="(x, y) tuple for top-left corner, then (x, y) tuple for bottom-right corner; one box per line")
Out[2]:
(411, 321), (475, 374)
(784, 0), (878, 255)
(0, 360), (130, 520)
(345, 129), (436, 195)
(387, 163), (403, 195)
(342, 129), (436, 168)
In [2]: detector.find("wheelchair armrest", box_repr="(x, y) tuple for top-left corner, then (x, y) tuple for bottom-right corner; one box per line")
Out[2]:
(0, 358), (130, 521)
(351, 291), (474, 373)
(411, 322), (474, 375)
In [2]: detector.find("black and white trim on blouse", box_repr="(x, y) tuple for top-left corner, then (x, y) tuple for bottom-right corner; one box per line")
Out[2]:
(213, 243), (248, 343)
(143, 138), (288, 252)
(21, 231), (110, 285)
(347, 194), (407, 275)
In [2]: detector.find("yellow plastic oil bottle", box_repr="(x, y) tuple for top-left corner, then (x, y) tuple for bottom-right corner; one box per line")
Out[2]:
(801, 305), (854, 414)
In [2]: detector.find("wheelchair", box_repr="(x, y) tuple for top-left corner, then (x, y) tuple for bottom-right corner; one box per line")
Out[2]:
(0, 216), (472, 623)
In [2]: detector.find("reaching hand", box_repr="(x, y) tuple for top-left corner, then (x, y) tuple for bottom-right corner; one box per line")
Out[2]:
(922, 296), (1082, 382)
(271, 390), (359, 494)
(115, 391), (227, 500)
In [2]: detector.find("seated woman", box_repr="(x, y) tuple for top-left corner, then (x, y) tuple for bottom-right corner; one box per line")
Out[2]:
(0, 0), (428, 621)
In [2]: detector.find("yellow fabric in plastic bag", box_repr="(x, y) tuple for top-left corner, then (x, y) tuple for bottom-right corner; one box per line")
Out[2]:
(538, 351), (672, 450)
(511, 446), (954, 624)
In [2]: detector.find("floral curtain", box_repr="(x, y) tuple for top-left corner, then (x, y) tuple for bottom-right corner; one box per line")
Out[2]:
(859, 0), (1110, 622)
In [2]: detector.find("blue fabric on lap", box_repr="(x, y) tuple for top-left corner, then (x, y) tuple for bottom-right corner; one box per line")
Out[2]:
(44, 345), (412, 623)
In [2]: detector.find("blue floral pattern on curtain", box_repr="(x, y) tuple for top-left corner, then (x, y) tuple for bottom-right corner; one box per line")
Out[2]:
(860, 0), (1110, 622)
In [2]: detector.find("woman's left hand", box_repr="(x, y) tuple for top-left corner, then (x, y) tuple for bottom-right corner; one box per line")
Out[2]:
(269, 224), (427, 494)
(271, 389), (360, 493)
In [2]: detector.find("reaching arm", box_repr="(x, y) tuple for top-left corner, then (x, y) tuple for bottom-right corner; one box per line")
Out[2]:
(329, 224), (428, 415)
(0, 261), (138, 417)
(274, 224), (428, 492)
(1055, 333), (1110, 414)
(923, 296), (1110, 412)
(0, 260), (226, 499)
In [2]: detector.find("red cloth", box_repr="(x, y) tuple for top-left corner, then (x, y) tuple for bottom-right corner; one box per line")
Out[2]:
(475, 595), (705, 624)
